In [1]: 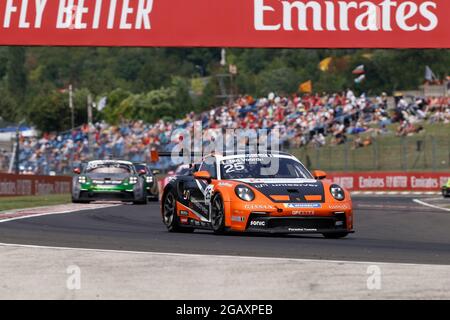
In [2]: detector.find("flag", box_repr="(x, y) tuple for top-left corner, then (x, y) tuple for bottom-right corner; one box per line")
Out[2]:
(354, 74), (366, 84)
(96, 97), (107, 111)
(299, 80), (312, 93)
(425, 66), (437, 82)
(318, 57), (332, 72)
(352, 64), (365, 75)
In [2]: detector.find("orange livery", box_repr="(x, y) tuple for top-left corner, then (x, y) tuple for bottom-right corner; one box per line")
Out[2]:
(161, 151), (354, 238)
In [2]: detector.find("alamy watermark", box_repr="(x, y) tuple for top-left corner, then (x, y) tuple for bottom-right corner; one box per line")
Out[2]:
(168, 122), (282, 175)
(66, 265), (81, 291)
(366, 265), (382, 290)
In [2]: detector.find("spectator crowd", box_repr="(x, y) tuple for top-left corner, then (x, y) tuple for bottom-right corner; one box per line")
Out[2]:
(1, 90), (449, 175)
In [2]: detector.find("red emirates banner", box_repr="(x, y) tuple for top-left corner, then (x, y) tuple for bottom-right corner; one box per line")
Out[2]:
(327, 172), (450, 192)
(0, 173), (72, 197)
(0, 0), (448, 47)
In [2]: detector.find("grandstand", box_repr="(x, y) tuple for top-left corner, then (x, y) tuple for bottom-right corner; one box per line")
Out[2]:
(2, 90), (448, 175)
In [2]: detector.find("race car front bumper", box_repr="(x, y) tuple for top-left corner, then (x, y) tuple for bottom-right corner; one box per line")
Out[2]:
(78, 190), (136, 201)
(245, 212), (354, 234)
(442, 187), (450, 197)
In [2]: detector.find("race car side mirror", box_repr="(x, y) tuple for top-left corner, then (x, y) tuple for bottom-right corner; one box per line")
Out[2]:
(313, 170), (327, 180)
(152, 170), (160, 175)
(73, 168), (81, 175)
(194, 171), (212, 182)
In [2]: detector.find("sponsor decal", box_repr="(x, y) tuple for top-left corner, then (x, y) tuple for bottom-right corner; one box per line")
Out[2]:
(284, 203), (322, 209)
(332, 177), (354, 189)
(204, 184), (214, 204)
(250, 221), (266, 227)
(411, 177), (439, 189)
(329, 172), (449, 191)
(244, 204), (275, 210)
(288, 228), (318, 232)
(359, 176), (385, 189)
(218, 182), (233, 187)
(180, 217), (189, 224)
(0, 1), (447, 48)
(252, 183), (319, 188)
(0, 174), (71, 197)
(232, 216), (246, 222)
(179, 210), (189, 216)
(328, 203), (351, 210)
(386, 176), (408, 188)
(292, 211), (315, 216)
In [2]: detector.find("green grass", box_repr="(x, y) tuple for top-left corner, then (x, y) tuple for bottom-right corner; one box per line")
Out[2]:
(0, 194), (71, 212)
(290, 123), (450, 172)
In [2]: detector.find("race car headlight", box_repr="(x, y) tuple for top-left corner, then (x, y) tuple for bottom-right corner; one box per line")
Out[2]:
(330, 184), (345, 201)
(235, 185), (255, 202)
(78, 176), (87, 184)
(128, 177), (138, 185)
(146, 176), (154, 183)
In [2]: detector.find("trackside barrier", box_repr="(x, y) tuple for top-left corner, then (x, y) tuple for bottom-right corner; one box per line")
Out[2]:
(2, 172), (446, 197)
(157, 172), (450, 194)
(327, 172), (450, 192)
(0, 173), (72, 197)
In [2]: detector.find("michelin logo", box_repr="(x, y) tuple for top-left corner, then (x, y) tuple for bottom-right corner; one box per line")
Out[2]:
(284, 203), (322, 209)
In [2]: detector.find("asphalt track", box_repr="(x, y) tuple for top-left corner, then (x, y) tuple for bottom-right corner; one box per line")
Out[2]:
(0, 195), (450, 265)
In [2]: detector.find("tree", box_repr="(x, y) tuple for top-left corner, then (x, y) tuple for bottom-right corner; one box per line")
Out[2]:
(0, 88), (17, 122)
(27, 91), (70, 132)
(6, 47), (27, 113)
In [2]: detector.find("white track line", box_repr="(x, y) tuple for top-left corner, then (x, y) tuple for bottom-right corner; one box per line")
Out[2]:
(413, 199), (450, 212)
(0, 204), (121, 224)
(0, 242), (448, 268)
(351, 191), (440, 196)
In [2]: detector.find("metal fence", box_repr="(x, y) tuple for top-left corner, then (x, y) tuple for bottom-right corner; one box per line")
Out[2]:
(2, 130), (449, 175)
(291, 134), (450, 172)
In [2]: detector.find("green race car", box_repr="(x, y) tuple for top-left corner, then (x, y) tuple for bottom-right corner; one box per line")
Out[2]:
(72, 160), (147, 205)
(442, 179), (450, 198)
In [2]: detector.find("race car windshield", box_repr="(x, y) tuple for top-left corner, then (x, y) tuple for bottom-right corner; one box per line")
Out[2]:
(220, 157), (313, 180)
(175, 166), (191, 175)
(86, 164), (133, 174)
(134, 164), (147, 173)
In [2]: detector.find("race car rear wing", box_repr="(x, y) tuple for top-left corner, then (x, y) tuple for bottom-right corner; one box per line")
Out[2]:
(150, 147), (289, 163)
(150, 150), (205, 163)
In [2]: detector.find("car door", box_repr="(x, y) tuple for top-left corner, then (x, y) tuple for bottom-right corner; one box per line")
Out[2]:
(184, 157), (217, 221)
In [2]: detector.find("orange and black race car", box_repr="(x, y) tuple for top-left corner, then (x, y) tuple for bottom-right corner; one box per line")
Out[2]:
(161, 151), (354, 238)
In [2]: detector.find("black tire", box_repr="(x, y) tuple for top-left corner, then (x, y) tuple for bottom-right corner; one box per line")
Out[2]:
(148, 194), (160, 202)
(72, 199), (90, 204)
(133, 189), (148, 205)
(323, 232), (349, 239)
(162, 191), (194, 233)
(211, 194), (226, 234)
(133, 198), (148, 205)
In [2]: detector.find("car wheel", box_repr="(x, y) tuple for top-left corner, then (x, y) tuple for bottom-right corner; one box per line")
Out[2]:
(133, 198), (148, 205)
(211, 194), (226, 234)
(163, 191), (193, 233)
(72, 198), (90, 204)
(323, 232), (349, 239)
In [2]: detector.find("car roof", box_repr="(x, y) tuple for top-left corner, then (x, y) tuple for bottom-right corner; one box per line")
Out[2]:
(212, 151), (295, 161)
(87, 160), (133, 166)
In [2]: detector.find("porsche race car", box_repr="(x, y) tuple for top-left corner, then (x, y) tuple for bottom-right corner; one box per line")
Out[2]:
(161, 152), (354, 238)
(442, 179), (450, 198)
(72, 160), (148, 204)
